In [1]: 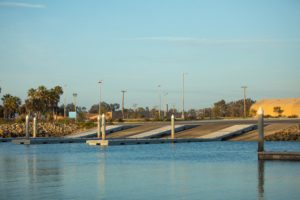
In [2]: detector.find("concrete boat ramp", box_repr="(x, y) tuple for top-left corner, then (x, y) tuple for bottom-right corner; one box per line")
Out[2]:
(10, 124), (255, 145)
(127, 125), (192, 139)
(65, 125), (134, 138)
(198, 124), (257, 141)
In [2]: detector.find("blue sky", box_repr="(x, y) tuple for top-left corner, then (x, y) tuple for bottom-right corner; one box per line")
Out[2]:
(1, 0), (300, 110)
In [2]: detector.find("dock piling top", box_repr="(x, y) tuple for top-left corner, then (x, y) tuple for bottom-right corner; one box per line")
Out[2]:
(171, 115), (175, 139)
(25, 115), (29, 139)
(33, 117), (37, 138)
(257, 107), (264, 115)
(97, 115), (101, 138)
(258, 107), (264, 152)
(101, 114), (106, 140)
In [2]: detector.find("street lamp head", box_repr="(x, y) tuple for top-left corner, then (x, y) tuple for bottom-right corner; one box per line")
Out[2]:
(73, 93), (78, 97)
(98, 80), (102, 84)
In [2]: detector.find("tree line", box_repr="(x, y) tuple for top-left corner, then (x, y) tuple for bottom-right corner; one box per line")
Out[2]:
(0, 85), (256, 121)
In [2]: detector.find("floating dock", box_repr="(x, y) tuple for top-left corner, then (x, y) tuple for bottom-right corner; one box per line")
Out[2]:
(0, 138), (12, 143)
(12, 138), (86, 144)
(86, 138), (212, 146)
(12, 137), (212, 145)
(258, 152), (300, 161)
(198, 124), (257, 141)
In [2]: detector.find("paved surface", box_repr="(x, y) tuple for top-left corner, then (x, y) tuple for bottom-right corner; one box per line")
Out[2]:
(127, 125), (186, 139)
(120, 118), (300, 126)
(65, 125), (126, 138)
(165, 124), (232, 138)
(107, 124), (163, 138)
(198, 124), (257, 140)
(230, 123), (296, 141)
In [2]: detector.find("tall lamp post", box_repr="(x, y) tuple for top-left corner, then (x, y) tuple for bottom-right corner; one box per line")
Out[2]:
(98, 80), (103, 116)
(73, 93), (78, 122)
(164, 92), (168, 118)
(121, 90), (127, 120)
(182, 73), (187, 120)
(64, 84), (67, 118)
(158, 85), (162, 120)
(241, 86), (247, 118)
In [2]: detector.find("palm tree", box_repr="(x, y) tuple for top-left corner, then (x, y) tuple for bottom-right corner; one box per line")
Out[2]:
(1, 94), (21, 119)
(25, 85), (63, 119)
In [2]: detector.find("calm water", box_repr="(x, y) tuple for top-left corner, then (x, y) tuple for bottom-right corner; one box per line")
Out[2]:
(0, 142), (300, 200)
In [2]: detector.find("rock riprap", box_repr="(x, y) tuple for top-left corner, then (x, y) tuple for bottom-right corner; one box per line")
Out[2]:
(0, 122), (80, 138)
(265, 125), (300, 141)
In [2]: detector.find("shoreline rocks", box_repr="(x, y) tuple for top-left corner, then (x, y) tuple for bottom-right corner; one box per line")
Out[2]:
(265, 125), (300, 141)
(0, 122), (80, 138)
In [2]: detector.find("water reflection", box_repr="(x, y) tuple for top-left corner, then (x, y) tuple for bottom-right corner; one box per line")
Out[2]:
(0, 146), (64, 200)
(257, 160), (265, 200)
(97, 147), (108, 198)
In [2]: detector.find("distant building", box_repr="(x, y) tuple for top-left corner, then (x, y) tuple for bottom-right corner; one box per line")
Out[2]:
(86, 112), (114, 121)
(250, 98), (300, 117)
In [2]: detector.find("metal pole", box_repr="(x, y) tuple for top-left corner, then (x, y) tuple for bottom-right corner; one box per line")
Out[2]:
(101, 114), (106, 140)
(242, 86), (247, 118)
(73, 93), (77, 122)
(182, 73), (185, 120)
(98, 81), (102, 116)
(158, 85), (161, 120)
(64, 84), (67, 118)
(258, 107), (264, 152)
(33, 117), (37, 138)
(171, 114), (175, 139)
(25, 115), (29, 139)
(121, 90), (126, 120)
(97, 115), (101, 138)
(164, 92), (168, 118)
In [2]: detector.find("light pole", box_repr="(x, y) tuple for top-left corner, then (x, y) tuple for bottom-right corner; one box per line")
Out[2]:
(158, 85), (161, 120)
(182, 73), (187, 120)
(164, 92), (168, 118)
(73, 93), (77, 122)
(241, 86), (247, 118)
(64, 84), (67, 118)
(98, 80), (102, 116)
(121, 90), (127, 119)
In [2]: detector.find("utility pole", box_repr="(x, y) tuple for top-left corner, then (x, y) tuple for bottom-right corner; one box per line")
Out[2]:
(121, 90), (126, 120)
(73, 93), (78, 122)
(133, 103), (138, 119)
(158, 85), (161, 120)
(182, 73), (187, 120)
(164, 92), (168, 118)
(242, 86), (247, 118)
(98, 80), (102, 116)
(64, 84), (67, 118)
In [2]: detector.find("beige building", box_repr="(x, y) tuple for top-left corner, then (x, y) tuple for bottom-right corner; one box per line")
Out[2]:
(250, 98), (300, 117)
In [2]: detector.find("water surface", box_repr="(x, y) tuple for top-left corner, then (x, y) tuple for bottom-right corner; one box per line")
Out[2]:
(0, 142), (300, 200)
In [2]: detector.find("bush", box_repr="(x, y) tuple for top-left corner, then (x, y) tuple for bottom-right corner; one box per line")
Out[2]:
(288, 115), (298, 118)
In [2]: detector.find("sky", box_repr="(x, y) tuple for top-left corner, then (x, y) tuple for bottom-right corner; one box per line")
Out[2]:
(0, 0), (300, 110)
